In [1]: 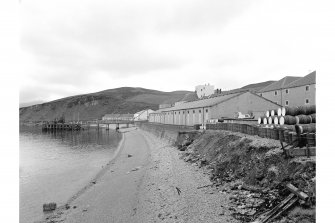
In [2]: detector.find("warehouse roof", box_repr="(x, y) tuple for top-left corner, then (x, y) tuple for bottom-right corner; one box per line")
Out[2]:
(286, 71), (316, 88)
(258, 76), (301, 92)
(153, 92), (244, 113)
(103, 114), (134, 118)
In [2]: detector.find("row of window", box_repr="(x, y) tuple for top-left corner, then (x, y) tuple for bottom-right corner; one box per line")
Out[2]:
(273, 85), (310, 96)
(168, 109), (209, 115)
(277, 99), (310, 106)
(260, 85), (311, 97)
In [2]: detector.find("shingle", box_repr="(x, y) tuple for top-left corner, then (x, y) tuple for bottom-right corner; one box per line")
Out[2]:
(258, 76), (301, 92)
(285, 71), (316, 88)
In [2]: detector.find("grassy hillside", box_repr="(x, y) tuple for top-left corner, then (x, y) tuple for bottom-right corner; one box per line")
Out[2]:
(240, 80), (275, 92)
(19, 87), (191, 122)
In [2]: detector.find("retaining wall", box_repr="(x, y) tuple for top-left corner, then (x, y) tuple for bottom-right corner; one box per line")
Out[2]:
(136, 122), (198, 145)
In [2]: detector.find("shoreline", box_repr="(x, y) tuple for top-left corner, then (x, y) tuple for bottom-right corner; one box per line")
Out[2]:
(39, 128), (129, 223)
(41, 128), (237, 223)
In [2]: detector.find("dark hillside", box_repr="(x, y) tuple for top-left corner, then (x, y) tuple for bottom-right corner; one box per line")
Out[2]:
(19, 87), (191, 122)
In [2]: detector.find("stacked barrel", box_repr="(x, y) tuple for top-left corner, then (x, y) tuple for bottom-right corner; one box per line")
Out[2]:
(257, 105), (316, 146)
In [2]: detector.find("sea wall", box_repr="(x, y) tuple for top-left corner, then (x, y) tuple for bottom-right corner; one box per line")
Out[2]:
(136, 122), (198, 145)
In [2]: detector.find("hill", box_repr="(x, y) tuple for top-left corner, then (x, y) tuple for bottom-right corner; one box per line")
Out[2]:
(240, 80), (276, 92)
(19, 87), (191, 122)
(218, 80), (276, 95)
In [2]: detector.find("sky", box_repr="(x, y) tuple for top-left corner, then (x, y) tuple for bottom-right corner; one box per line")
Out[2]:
(19, 0), (332, 105)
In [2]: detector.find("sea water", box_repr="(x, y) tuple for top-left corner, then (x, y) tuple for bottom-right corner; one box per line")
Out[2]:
(19, 125), (122, 223)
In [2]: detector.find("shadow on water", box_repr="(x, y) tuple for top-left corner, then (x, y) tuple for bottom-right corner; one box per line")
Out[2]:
(20, 125), (122, 150)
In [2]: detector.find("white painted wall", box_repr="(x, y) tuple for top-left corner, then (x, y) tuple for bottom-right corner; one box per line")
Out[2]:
(195, 84), (215, 98)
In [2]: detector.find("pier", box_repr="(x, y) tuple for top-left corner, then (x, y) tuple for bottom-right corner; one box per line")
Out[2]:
(41, 120), (135, 131)
(42, 123), (82, 131)
(83, 119), (135, 130)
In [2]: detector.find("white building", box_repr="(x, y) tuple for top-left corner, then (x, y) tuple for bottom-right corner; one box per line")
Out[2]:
(134, 109), (154, 121)
(195, 84), (215, 98)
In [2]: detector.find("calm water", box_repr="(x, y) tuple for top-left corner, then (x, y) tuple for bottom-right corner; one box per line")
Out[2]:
(19, 125), (122, 223)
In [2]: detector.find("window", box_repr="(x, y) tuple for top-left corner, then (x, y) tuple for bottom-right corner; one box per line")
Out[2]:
(187, 111), (189, 114)
(285, 100), (289, 106)
(306, 85), (310, 91)
(193, 110), (195, 113)
(179, 111), (180, 114)
(306, 99), (309, 104)
(199, 110), (201, 113)
(286, 89), (289, 94)
(183, 111), (184, 114)
(275, 91), (277, 96)
(206, 109), (208, 113)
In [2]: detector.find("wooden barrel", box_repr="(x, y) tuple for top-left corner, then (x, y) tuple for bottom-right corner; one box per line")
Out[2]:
(310, 113), (316, 123)
(283, 125), (296, 131)
(295, 115), (312, 124)
(258, 117), (262, 124)
(277, 108), (282, 116)
(284, 130), (290, 143)
(263, 117), (268, 125)
(279, 115), (297, 125)
(273, 116), (279, 125)
(297, 106), (307, 115)
(295, 123), (316, 134)
(265, 110), (270, 117)
(268, 117), (273, 125)
(271, 109), (277, 117)
(306, 105), (316, 115)
(306, 133), (316, 146)
(282, 106), (299, 116)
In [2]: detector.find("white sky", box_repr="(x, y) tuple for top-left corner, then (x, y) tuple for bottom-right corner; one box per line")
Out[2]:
(19, 0), (331, 103)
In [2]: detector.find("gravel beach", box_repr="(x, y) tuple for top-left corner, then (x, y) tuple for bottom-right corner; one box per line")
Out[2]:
(42, 127), (236, 223)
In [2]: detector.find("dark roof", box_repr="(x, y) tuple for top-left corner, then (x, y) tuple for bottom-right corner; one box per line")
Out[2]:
(286, 71), (316, 88)
(103, 114), (134, 118)
(258, 76), (301, 92)
(151, 91), (279, 114)
(154, 92), (243, 112)
(240, 80), (276, 91)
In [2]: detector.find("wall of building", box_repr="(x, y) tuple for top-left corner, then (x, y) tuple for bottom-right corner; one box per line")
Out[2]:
(258, 90), (282, 105)
(210, 92), (280, 119)
(281, 84), (316, 107)
(195, 84), (215, 98)
(259, 83), (315, 107)
(149, 93), (280, 126)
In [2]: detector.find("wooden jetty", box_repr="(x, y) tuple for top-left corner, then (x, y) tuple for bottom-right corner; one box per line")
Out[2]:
(42, 123), (82, 131)
(42, 119), (135, 131)
(84, 119), (135, 130)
